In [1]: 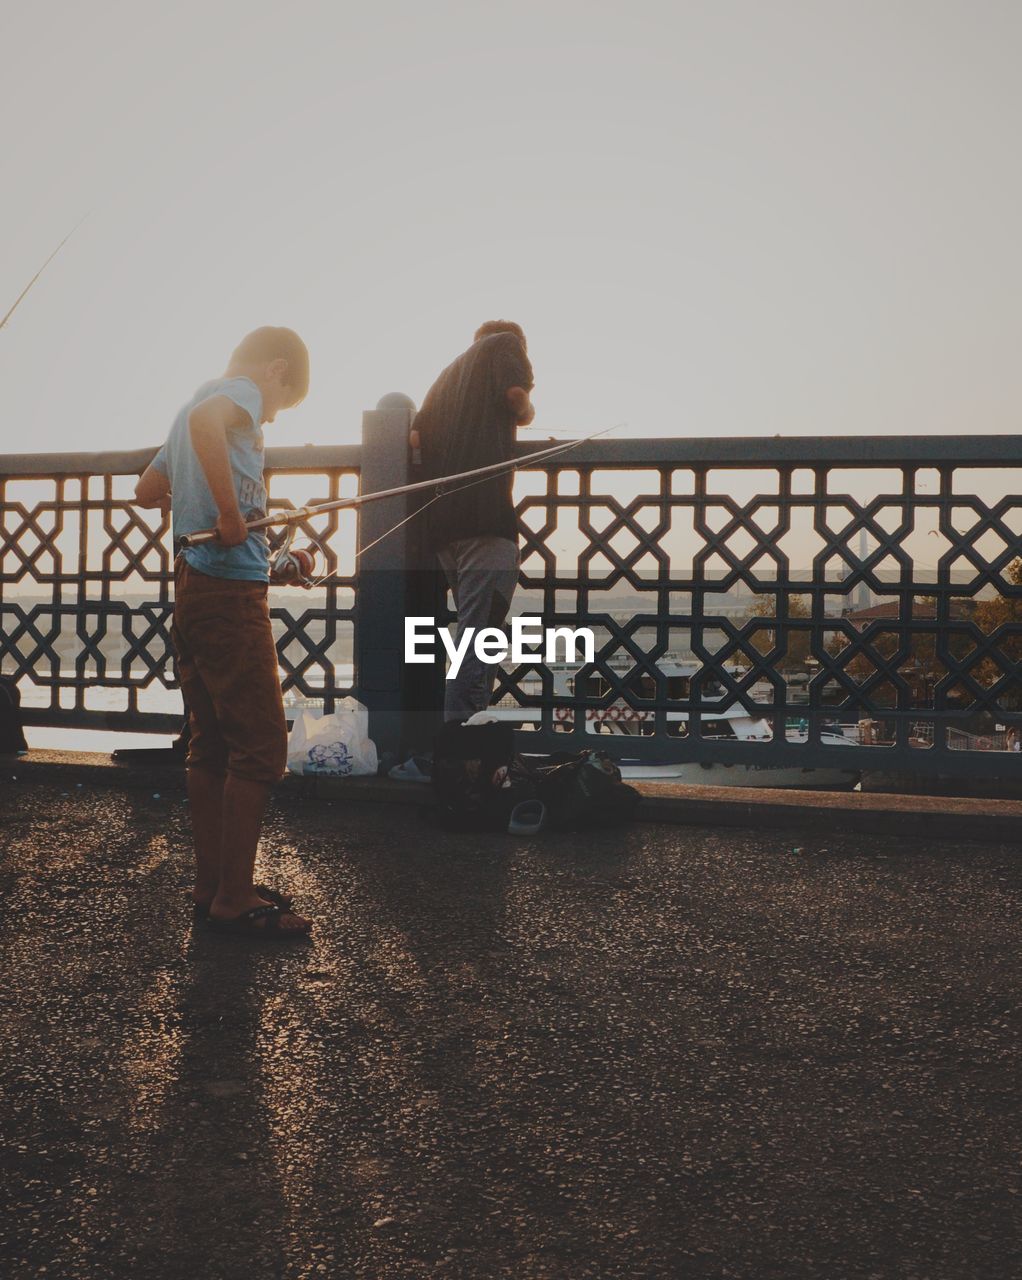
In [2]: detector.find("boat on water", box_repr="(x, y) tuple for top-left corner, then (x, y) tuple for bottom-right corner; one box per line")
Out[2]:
(489, 657), (861, 790)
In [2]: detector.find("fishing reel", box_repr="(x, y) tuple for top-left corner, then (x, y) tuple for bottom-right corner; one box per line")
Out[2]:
(269, 525), (321, 588)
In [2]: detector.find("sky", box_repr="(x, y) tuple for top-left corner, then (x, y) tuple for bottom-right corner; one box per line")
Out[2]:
(1, 0), (1021, 455)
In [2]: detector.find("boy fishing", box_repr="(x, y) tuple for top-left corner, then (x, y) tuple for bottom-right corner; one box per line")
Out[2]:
(134, 327), (313, 939)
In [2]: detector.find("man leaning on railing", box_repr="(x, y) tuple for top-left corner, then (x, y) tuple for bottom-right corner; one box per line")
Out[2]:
(410, 319), (536, 727)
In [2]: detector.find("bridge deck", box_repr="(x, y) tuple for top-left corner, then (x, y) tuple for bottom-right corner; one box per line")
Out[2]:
(1, 774), (1019, 1278)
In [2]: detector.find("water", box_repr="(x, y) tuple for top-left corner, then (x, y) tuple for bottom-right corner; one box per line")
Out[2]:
(18, 668), (352, 756)
(24, 726), (180, 755)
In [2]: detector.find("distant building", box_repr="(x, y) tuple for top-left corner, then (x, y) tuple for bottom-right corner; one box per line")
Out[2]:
(842, 601), (937, 630)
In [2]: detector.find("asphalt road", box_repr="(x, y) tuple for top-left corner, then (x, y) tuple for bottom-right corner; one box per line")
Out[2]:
(1, 777), (1019, 1279)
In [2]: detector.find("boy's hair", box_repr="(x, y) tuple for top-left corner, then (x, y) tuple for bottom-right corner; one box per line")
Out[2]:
(473, 319), (526, 350)
(230, 327), (310, 401)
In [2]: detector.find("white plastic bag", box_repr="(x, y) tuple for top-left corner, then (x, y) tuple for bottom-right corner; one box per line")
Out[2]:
(287, 698), (378, 777)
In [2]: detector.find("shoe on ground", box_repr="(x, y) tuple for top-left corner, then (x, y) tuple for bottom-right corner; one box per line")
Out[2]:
(388, 755), (433, 783)
(508, 799), (546, 836)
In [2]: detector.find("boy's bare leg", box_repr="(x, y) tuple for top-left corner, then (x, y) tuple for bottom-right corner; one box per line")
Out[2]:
(187, 767), (226, 907)
(213, 774), (268, 905)
(209, 774), (311, 931)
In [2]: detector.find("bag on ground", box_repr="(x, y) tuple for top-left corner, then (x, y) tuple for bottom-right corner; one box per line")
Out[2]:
(287, 698), (378, 777)
(430, 721), (529, 830)
(429, 729), (639, 833)
(531, 749), (640, 830)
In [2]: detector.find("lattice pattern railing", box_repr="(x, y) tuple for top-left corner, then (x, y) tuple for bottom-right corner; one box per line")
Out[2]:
(3, 432), (1022, 778)
(497, 436), (1022, 776)
(0, 445), (360, 732)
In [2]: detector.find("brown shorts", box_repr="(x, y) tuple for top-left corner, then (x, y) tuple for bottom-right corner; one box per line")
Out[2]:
(171, 559), (287, 784)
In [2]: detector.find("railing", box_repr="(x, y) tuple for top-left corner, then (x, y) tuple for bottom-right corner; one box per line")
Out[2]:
(0, 442), (363, 734)
(3, 406), (1022, 779)
(505, 434), (1022, 778)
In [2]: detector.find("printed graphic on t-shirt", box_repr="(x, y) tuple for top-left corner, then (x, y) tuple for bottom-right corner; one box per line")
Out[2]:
(239, 476), (265, 509)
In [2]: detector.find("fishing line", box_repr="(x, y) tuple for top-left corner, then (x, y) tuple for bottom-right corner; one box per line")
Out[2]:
(178, 423), (624, 550)
(306, 424), (628, 584)
(176, 422), (630, 596)
(352, 491), (443, 564)
(305, 473), (515, 587)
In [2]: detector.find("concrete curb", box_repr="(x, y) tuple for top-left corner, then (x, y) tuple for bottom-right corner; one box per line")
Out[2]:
(637, 780), (1022, 843)
(5, 749), (1020, 846)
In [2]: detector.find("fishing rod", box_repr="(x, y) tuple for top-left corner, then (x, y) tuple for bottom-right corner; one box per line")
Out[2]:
(1, 217), (88, 332)
(177, 423), (623, 549)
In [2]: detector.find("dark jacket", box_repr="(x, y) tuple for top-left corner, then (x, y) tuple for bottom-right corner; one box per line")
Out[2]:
(414, 332), (534, 550)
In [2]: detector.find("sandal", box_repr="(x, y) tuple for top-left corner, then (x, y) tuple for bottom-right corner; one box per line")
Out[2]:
(191, 883), (295, 920)
(205, 903), (312, 940)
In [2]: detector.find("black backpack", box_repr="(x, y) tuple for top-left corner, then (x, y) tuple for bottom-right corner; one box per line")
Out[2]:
(531, 749), (641, 830)
(0, 676), (28, 755)
(430, 725), (640, 833)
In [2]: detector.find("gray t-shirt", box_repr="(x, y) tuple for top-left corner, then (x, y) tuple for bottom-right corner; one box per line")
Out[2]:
(152, 377), (270, 581)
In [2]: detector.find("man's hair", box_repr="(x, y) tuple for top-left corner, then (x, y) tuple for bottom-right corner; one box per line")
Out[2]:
(230, 326), (310, 401)
(473, 319), (526, 350)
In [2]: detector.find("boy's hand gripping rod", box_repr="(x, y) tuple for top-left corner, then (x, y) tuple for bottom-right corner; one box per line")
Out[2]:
(177, 425), (621, 549)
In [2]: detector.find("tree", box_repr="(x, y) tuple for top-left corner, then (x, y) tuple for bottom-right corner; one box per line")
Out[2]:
(740, 594), (812, 670)
(824, 596), (976, 709)
(972, 558), (1022, 709)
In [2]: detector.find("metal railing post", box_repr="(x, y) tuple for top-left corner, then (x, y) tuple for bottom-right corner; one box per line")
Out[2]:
(355, 393), (417, 767)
